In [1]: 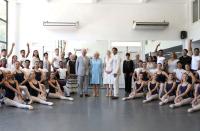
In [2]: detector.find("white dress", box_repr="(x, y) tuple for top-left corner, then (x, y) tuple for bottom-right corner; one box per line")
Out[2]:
(103, 56), (114, 85)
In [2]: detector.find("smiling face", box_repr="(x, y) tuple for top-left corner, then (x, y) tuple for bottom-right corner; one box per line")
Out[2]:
(182, 73), (188, 82)
(15, 61), (21, 69)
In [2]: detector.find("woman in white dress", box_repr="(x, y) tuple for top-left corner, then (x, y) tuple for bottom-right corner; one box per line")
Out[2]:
(103, 50), (114, 97)
(167, 52), (179, 73)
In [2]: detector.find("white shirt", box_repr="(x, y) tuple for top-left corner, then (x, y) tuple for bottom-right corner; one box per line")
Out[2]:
(112, 54), (121, 74)
(0, 67), (10, 73)
(173, 68), (186, 82)
(57, 68), (67, 79)
(134, 67), (143, 76)
(53, 55), (60, 69)
(19, 56), (28, 67)
(191, 55), (200, 70)
(157, 56), (165, 65)
(7, 62), (16, 73)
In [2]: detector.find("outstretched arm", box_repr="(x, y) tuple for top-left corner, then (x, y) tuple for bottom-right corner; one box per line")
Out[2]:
(26, 43), (30, 58)
(7, 43), (15, 58)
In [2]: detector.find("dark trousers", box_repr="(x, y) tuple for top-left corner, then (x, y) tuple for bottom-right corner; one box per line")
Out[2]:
(124, 74), (132, 94)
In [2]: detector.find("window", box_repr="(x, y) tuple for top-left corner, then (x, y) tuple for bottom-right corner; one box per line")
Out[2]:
(0, 0), (8, 49)
(193, 0), (198, 23)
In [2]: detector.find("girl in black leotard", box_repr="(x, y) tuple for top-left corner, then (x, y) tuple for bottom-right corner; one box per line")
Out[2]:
(33, 61), (46, 95)
(185, 64), (196, 84)
(122, 73), (145, 101)
(159, 73), (176, 106)
(28, 71), (53, 106)
(143, 74), (159, 103)
(48, 72), (73, 101)
(155, 63), (168, 99)
(13, 61), (32, 104)
(170, 73), (193, 109)
(0, 69), (5, 99)
(3, 72), (33, 110)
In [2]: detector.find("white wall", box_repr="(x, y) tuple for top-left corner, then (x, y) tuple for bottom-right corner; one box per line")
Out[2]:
(188, 0), (200, 41)
(9, 1), (188, 53)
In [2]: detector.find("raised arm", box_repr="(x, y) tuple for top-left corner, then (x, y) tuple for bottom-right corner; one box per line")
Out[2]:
(188, 39), (193, 56)
(7, 43), (15, 58)
(154, 43), (160, 53)
(61, 41), (66, 55)
(26, 43), (30, 58)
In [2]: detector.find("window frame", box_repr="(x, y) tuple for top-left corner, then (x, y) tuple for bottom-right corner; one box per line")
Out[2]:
(0, 0), (8, 49)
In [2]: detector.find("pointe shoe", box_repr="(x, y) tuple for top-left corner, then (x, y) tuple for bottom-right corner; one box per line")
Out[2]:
(28, 105), (34, 110)
(159, 102), (164, 106)
(47, 102), (54, 106)
(67, 97), (74, 101)
(122, 98), (127, 101)
(169, 104), (175, 108)
(188, 108), (193, 113)
(143, 100), (148, 103)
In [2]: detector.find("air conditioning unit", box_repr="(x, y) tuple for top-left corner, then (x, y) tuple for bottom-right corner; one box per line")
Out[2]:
(43, 21), (79, 27)
(132, 21), (169, 30)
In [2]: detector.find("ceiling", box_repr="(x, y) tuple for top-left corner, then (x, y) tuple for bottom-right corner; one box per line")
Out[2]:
(14, 0), (188, 4)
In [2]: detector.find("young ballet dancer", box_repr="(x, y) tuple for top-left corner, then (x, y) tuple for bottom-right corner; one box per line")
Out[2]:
(122, 73), (145, 101)
(3, 72), (33, 110)
(169, 73), (193, 109)
(187, 83), (200, 113)
(143, 73), (159, 103)
(159, 73), (176, 106)
(48, 72), (73, 101)
(13, 61), (33, 104)
(28, 71), (53, 106)
(155, 63), (168, 99)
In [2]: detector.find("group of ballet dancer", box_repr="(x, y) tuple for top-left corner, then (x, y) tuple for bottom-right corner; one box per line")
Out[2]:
(0, 43), (74, 110)
(122, 62), (200, 113)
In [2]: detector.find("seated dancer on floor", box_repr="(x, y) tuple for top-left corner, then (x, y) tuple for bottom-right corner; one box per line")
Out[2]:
(159, 73), (176, 106)
(155, 63), (168, 99)
(122, 73), (145, 101)
(48, 72), (73, 101)
(56, 61), (71, 97)
(188, 83), (200, 113)
(143, 73), (159, 103)
(170, 73), (193, 109)
(12, 61), (33, 104)
(3, 72), (33, 110)
(28, 71), (53, 106)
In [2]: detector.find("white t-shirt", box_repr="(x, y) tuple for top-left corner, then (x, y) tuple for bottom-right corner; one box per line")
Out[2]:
(19, 56), (28, 67)
(191, 55), (200, 70)
(53, 55), (60, 69)
(57, 68), (67, 79)
(173, 68), (186, 82)
(134, 67), (142, 76)
(157, 56), (166, 65)
(7, 62), (16, 73)
(149, 68), (158, 75)
(0, 67), (11, 73)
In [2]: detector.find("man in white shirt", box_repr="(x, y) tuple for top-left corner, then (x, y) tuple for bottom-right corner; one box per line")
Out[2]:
(112, 47), (121, 99)
(188, 40), (200, 71)
(57, 61), (70, 96)
(19, 43), (30, 68)
(173, 61), (186, 84)
(154, 43), (166, 67)
(22, 60), (32, 78)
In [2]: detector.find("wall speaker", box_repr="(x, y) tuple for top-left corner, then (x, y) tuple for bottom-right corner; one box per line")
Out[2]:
(180, 31), (187, 39)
